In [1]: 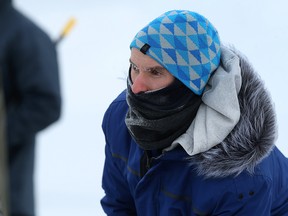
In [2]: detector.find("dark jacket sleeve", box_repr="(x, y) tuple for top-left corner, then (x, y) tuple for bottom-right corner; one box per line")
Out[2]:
(101, 96), (137, 215)
(6, 18), (61, 145)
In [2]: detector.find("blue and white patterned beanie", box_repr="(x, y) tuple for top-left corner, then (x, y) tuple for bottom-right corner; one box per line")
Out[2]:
(130, 10), (221, 95)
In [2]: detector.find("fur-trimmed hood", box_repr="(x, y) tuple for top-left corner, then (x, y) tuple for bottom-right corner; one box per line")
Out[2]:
(188, 47), (277, 178)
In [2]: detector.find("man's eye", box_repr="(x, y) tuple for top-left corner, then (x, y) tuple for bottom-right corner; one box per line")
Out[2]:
(131, 64), (139, 72)
(150, 69), (162, 76)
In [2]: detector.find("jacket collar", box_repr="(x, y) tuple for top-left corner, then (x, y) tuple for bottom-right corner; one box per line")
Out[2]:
(167, 46), (276, 178)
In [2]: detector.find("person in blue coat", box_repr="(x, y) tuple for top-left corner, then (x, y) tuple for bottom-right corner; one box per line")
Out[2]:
(101, 10), (288, 215)
(0, 0), (61, 215)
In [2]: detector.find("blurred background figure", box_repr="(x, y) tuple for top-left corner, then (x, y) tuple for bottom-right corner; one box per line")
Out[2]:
(0, 71), (8, 216)
(0, 0), (61, 215)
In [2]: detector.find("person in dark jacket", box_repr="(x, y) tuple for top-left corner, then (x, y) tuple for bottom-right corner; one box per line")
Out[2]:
(101, 10), (288, 215)
(0, 0), (61, 215)
(0, 71), (8, 216)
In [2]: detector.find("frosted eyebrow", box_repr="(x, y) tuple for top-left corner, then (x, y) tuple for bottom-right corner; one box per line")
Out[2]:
(129, 59), (138, 68)
(129, 59), (166, 72)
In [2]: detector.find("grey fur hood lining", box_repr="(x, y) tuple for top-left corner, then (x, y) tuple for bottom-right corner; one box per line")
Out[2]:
(188, 46), (277, 178)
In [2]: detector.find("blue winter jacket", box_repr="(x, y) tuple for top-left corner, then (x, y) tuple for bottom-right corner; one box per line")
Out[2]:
(0, 1), (61, 215)
(101, 49), (288, 215)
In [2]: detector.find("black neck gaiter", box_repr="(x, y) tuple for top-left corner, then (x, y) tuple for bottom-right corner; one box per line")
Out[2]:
(125, 75), (202, 150)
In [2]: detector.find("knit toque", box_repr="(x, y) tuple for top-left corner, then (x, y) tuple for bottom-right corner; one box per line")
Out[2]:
(130, 10), (221, 95)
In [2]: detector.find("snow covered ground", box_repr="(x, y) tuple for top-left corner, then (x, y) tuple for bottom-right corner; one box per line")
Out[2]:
(14, 0), (288, 215)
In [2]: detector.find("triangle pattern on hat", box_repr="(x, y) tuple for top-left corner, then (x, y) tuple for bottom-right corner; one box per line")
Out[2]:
(164, 48), (177, 64)
(198, 34), (209, 49)
(191, 77), (202, 89)
(167, 10), (178, 16)
(162, 49), (177, 65)
(177, 50), (189, 65)
(176, 22), (187, 35)
(163, 34), (176, 48)
(174, 36), (188, 51)
(209, 40), (217, 54)
(137, 30), (147, 38)
(150, 49), (163, 63)
(188, 51), (201, 66)
(186, 22), (198, 36)
(176, 51), (189, 66)
(166, 13), (178, 23)
(188, 21), (199, 33)
(202, 63), (211, 77)
(188, 35), (200, 49)
(164, 63), (178, 76)
(211, 54), (221, 69)
(177, 66), (190, 80)
(160, 35), (174, 49)
(148, 34), (161, 48)
(161, 16), (173, 24)
(148, 26), (159, 35)
(190, 50), (202, 64)
(198, 22), (208, 34)
(151, 24), (161, 34)
(189, 67), (201, 80)
(137, 35), (147, 44)
(174, 13), (187, 24)
(200, 48), (211, 64)
(200, 79), (207, 90)
(191, 65), (204, 77)
(134, 38), (144, 48)
(195, 14), (206, 25)
(174, 24), (186, 36)
(186, 36), (198, 51)
(208, 48), (216, 60)
(190, 82), (201, 95)
(206, 34), (213, 46)
(160, 24), (173, 35)
(185, 13), (197, 22)
(163, 23), (175, 34)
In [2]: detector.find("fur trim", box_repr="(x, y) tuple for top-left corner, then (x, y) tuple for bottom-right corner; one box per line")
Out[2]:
(189, 48), (277, 178)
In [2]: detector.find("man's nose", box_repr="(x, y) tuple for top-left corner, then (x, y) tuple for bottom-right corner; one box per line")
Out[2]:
(131, 72), (149, 94)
